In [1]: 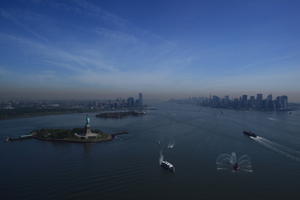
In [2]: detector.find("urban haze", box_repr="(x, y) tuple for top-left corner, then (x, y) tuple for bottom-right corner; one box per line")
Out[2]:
(1, 1), (300, 200)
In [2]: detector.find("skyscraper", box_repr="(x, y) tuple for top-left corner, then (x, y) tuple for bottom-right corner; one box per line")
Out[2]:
(242, 95), (248, 108)
(138, 93), (143, 106)
(249, 96), (255, 108)
(266, 94), (273, 110)
(267, 94), (272, 101)
(280, 95), (288, 110)
(127, 97), (135, 107)
(256, 93), (263, 108)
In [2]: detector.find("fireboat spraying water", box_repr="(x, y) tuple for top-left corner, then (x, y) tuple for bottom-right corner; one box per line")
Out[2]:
(216, 152), (253, 172)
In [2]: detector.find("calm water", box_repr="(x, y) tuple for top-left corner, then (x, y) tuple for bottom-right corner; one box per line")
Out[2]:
(1, 103), (300, 200)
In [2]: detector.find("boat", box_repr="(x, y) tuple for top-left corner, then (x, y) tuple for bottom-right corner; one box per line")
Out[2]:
(243, 131), (257, 138)
(160, 160), (175, 172)
(232, 163), (240, 171)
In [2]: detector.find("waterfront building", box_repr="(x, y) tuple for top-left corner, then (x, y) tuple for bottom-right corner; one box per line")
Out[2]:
(266, 94), (273, 110)
(267, 94), (272, 101)
(188, 93), (290, 112)
(242, 95), (248, 108)
(256, 93), (263, 108)
(127, 97), (135, 107)
(249, 96), (255, 108)
(212, 96), (220, 107)
(138, 92), (143, 106)
(280, 95), (288, 110)
(223, 95), (230, 106)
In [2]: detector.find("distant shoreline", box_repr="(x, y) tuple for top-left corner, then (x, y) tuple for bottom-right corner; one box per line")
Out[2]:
(0, 110), (97, 121)
(96, 111), (146, 119)
(0, 107), (149, 121)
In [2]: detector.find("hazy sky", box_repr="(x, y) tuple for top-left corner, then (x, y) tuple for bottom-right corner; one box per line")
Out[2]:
(0, 0), (300, 101)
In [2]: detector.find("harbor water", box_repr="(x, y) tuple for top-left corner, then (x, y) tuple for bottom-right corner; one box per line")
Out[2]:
(1, 102), (300, 199)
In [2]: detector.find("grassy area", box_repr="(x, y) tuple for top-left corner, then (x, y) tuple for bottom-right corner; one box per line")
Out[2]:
(32, 128), (112, 143)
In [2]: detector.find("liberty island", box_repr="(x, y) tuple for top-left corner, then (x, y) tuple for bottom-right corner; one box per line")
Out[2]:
(6, 115), (128, 143)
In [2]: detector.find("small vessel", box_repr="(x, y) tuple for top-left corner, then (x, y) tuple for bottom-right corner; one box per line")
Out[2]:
(160, 160), (175, 172)
(232, 163), (240, 171)
(243, 131), (257, 138)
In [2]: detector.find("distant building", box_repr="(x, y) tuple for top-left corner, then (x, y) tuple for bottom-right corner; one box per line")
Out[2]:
(127, 97), (135, 107)
(242, 95), (248, 108)
(212, 95), (220, 107)
(280, 95), (288, 110)
(256, 93), (263, 108)
(138, 92), (143, 106)
(266, 94), (273, 110)
(173, 93), (289, 112)
(223, 96), (230, 106)
(249, 96), (255, 108)
(267, 94), (272, 101)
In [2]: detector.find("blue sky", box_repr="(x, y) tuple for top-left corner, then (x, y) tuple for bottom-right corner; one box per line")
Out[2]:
(0, 0), (300, 101)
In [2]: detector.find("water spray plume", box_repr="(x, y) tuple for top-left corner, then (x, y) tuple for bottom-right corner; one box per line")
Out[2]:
(216, 152), (253, 172)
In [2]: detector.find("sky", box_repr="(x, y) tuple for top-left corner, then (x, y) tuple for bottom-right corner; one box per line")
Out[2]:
(0, 0), (300, 101)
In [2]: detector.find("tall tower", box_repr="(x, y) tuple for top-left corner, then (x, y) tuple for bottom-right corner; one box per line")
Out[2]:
(256, 93), (263, 108)
(138, 93), (143, 106)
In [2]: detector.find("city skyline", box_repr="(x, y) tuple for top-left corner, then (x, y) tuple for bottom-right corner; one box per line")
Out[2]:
(1, 0), (300, 101)
(203, 93), (289, 111)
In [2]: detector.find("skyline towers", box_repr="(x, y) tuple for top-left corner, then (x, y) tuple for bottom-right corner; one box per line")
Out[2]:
(196, 93), (289, 111)
(139, 92), (143, 107)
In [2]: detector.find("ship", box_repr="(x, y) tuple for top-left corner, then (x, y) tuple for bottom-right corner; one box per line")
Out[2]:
(160, 160), (175, 172)
(243, 131), (257, 138)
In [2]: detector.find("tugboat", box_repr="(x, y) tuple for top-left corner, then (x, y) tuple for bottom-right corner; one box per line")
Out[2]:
(160, 160), (175, 173)
(243, 131), (257, 138)
(232, 162), (240, 171)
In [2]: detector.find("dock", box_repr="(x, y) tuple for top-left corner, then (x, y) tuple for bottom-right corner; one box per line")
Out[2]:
(5, 134), (33, 142)
(111, 131), (128, 138)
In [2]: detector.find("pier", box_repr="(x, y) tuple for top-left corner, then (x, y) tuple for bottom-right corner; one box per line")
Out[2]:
(5, 134), (33, 142)
(111, 131), (128, 138)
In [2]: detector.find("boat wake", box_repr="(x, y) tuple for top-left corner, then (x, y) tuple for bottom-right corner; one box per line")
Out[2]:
(167, 141), (175, 149)
(216, 152), (253, 172)
(159, 151), (164, 165)
(158, 139), (176, 150)
(251, 136), (300, 162)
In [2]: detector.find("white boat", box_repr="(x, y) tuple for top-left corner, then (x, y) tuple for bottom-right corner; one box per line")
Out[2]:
(160, 160), (175, 172)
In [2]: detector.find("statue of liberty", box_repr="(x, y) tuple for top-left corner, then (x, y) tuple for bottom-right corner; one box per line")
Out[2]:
(86, 115), (90, 125)
(84, 115), (92, 135)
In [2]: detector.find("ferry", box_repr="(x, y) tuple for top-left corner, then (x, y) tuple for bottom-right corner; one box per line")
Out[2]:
(160, 160), (175, 172)
(243, 131), (257, 138)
